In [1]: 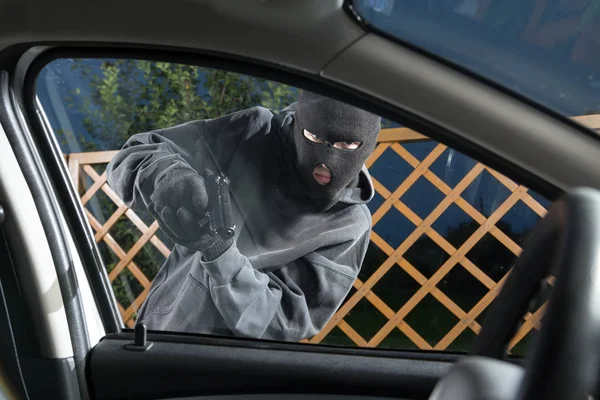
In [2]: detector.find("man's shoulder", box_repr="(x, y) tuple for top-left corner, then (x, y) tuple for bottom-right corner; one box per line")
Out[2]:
(245, 105), (275, 119)
(242, 106), (277, 133)
(166, 106), (276, 146)
(211, 106), (276, 139)
(222, 106), (274, 125)
(330, 202), (372, 233)
(352, 203), (373, 228)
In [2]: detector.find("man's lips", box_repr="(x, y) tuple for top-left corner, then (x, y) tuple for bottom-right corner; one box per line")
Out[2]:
(313, 164), (331, 185)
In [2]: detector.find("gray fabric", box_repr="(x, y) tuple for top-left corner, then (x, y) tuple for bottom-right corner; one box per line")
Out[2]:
(152, 166), (234, 261)
(293, 91), (381, 211)
(198, 234), (234, 261)
(106, 105), (374, 341)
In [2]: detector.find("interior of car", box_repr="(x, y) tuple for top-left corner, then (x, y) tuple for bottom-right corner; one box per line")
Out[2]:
(1, 0), (600, 399)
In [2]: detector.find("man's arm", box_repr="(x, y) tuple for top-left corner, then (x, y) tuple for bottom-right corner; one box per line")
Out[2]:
(201, 212), (371, 341)
(107, 121), (222, 213)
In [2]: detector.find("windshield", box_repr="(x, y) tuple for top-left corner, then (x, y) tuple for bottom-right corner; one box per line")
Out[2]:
(351, 0), (600, 126)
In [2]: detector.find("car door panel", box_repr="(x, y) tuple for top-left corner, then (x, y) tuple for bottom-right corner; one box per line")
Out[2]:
(89, 334), (453, 400)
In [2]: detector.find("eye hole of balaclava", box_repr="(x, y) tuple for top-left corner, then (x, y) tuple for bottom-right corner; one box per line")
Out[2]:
(292, 90), (381, 210)
(302, 129), (364, 150)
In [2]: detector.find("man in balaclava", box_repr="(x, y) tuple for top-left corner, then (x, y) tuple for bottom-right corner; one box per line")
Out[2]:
(106, 90), (381, 341)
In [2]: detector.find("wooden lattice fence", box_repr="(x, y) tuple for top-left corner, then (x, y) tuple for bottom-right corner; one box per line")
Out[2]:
(67, 127), (551, 352)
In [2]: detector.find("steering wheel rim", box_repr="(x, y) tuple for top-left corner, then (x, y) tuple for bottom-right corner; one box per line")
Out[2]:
(470, 198), (558, 359)
(438, 188), (600, 399)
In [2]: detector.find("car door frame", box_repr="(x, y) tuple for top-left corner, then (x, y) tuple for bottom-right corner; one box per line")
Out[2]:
(0, 40), (586, 399)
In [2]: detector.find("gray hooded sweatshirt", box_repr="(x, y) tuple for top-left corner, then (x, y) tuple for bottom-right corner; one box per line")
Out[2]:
(106, 105), (374, 341)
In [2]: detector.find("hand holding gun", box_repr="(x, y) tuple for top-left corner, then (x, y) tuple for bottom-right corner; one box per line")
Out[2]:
(200, 170), (236, 240)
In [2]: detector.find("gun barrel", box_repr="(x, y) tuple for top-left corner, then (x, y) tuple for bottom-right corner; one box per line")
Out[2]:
(219, 176), (234, 233)
(206, 173), (236, 240)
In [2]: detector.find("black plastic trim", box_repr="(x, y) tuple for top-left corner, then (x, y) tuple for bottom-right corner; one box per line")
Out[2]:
(0, 70), (90, 399)
(21, 357), (80, 400)
(112, 331), (527, 367)
(114, 331), (460, 363)
(90, 336), (453, 400)
(0, 228), (30, 399)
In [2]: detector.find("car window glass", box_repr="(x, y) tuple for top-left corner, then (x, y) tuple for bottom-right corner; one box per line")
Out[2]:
(351, 0), (600, 131)
(36, 58), (550, 354)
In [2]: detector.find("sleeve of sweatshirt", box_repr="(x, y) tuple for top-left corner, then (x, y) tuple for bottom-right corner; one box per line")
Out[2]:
(105, 107), (271, 212)
(202, 208), (372, 341)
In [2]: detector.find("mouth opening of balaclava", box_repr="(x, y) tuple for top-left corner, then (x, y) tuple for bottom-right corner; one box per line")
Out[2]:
(291, 90), (381, 211)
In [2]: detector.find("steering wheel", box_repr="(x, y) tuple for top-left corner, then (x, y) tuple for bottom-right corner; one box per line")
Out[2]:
(429, 188), (600, 400)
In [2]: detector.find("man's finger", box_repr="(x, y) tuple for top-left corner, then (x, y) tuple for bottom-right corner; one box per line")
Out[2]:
(159, 207), (186, 241)
(189, 174), (209, 214)
(176, 207), (201, 237)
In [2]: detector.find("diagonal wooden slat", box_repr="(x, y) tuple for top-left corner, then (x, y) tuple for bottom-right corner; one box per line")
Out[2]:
(509, 302), (547, 350)
(94, 204), (128, 242)
(125, 209), (172, 258)
(398, 255), (482, 334)
(122, 288), (151, 322)
(80, 167), (107, 205)
(69, 150), (120, 165)
(485, 167), (519, 192)
(377, 128), (428, 143)
(67, 156), (81, 193)
(85, 208), (152, 299)
(85, 209), (131, 264)
(521, 194), (547, 218)
(338, 320), (368, 347)
(396, 322), (433, 350)
(366, 142), (391, 168)
(371, 143), (447, 225)
(356, 276), (432, 349)
(435, 272), (509, 350)
(108, 221), (160, 282)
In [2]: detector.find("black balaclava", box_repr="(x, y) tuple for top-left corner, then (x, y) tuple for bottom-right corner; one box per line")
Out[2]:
(291, 91), (381, 211)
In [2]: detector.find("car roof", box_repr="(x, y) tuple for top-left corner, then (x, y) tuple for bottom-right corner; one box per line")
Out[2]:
(1, 0), (361, 74)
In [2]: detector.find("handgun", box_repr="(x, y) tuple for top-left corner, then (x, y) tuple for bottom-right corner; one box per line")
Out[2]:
(202, 172), (236, 240)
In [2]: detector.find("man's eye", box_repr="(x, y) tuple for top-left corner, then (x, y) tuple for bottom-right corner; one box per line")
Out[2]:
(334, 141), (362, 150)
(303, 129), (325, 143)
